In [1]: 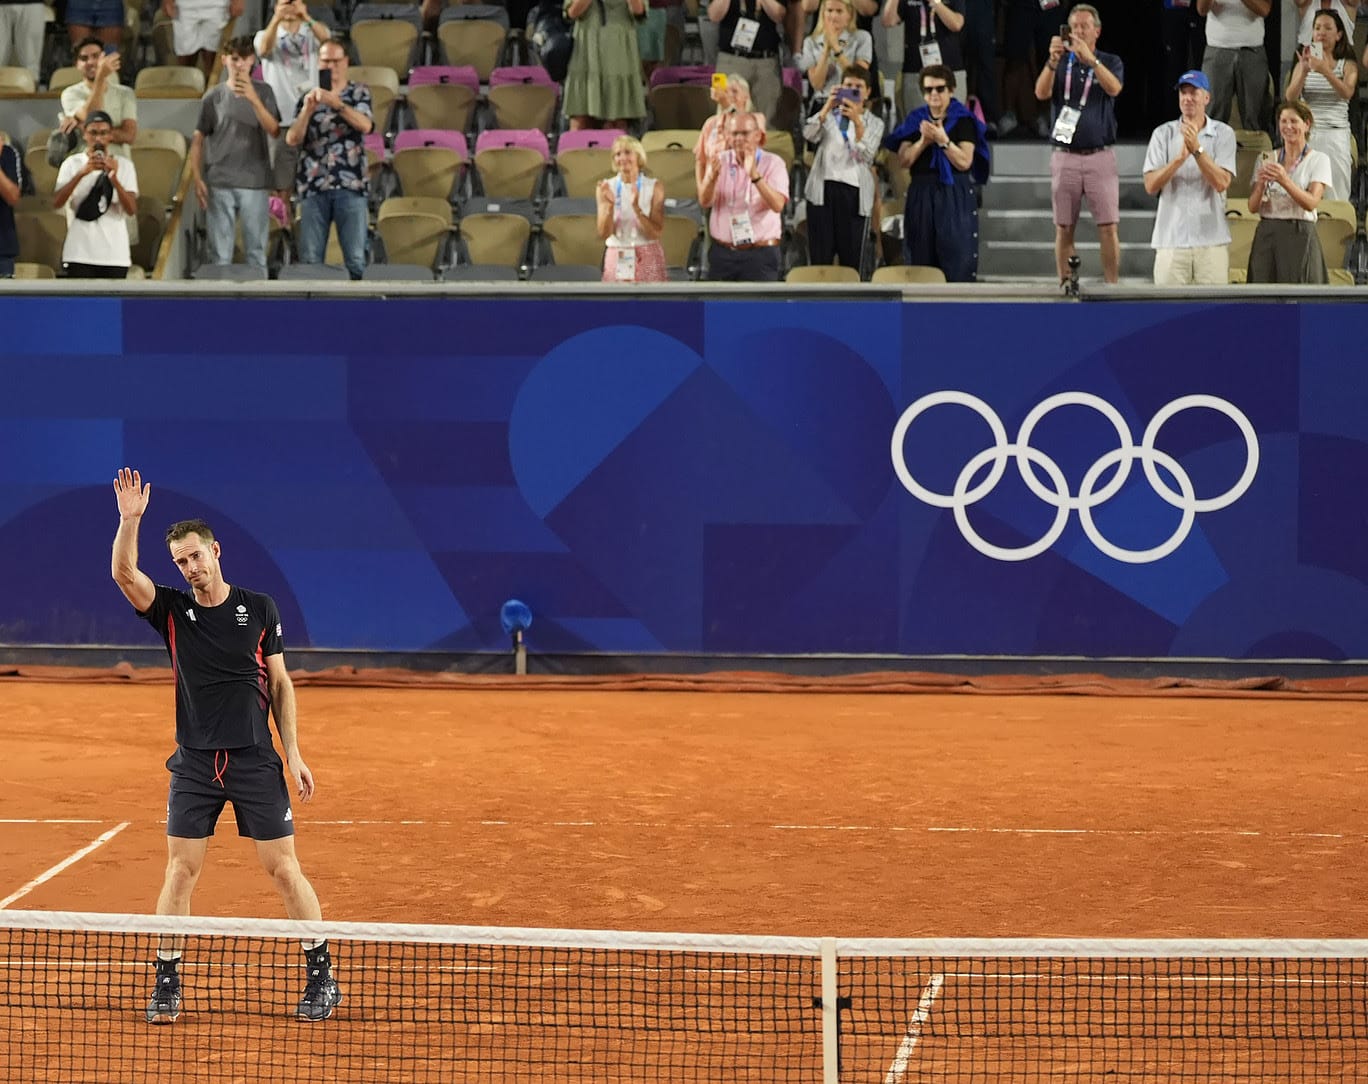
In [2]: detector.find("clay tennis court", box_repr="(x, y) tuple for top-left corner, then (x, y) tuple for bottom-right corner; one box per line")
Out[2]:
(1, 669), (1365, 1081)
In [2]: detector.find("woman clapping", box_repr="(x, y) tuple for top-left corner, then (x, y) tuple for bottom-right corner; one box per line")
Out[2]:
(1247, 100), (1330, 284)
(597, 136), (668, 282)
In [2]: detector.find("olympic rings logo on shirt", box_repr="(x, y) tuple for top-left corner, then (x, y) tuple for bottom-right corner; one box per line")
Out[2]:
(889, 391), (1260, 564)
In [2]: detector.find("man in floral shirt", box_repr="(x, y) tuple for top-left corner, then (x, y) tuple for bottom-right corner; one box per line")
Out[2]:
(285, 40), (372, 278)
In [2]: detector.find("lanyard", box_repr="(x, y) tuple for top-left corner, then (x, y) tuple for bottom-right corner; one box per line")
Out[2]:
(725, 150), (763, 207)
(1278, 146), (1308, 171)
(614, 176), (643, 204)
(918, 1), (932, 41)
(1062, 53), (1095, 111)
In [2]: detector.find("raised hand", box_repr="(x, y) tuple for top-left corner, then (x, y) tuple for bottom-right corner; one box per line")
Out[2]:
(113, 467), (150, 519)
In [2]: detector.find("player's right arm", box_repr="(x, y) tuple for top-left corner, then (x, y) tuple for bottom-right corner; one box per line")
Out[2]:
(111, 467), (156, 612)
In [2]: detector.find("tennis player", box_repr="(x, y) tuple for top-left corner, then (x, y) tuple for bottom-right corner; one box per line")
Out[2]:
(110, 467), (341, 1025)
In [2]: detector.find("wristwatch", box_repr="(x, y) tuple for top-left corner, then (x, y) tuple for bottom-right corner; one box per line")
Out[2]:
(1193, 144), (1204, 157)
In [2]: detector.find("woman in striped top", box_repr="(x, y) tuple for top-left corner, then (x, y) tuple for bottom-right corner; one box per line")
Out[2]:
(1285, 8), (1356, 203)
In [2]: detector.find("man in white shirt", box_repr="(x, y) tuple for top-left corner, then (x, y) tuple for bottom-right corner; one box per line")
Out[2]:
(53, 111), (139, 278)
(1143, 70), (1237, 285)
(1197, 0), (1270, 130)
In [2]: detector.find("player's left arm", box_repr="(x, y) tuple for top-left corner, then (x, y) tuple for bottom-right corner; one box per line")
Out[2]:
(266, 652), (315, 802)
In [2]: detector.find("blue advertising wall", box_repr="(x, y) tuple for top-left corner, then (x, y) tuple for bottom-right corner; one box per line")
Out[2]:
(2, 295), (1366, 661)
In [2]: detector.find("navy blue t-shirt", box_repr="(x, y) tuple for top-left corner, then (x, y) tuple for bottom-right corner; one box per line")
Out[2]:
(139, 583), (284, 750)
(898, 0), (964, 74)
(1049, 49), (1123, 150)
(0, 144), (19, 260)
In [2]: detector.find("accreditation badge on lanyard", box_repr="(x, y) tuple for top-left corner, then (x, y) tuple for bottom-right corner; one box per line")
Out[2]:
(1051, 55), (1093, 146)
(613, 177), (641, 280)
(916, 3), (942, 66)
(1038, 0), (1058, 8)
(728, 151), (759, 244)
(731, 0), (761, 53)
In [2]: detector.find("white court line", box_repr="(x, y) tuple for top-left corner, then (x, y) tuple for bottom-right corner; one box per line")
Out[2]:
(884, 972), (944, 1084)
(0, 822), (130, 910)
(291, 819), (1357, 840)
(0, 819), (103, 825)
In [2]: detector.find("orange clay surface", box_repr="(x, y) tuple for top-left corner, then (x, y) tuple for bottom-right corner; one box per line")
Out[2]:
(0, 681), (1362, 937)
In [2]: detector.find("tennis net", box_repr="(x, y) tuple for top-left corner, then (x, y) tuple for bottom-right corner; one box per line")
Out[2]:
(0, 910), (1365, 1082)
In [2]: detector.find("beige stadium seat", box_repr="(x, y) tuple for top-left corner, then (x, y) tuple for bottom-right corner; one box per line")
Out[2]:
(648, 83), (713, 130)
(24, 130), (59, 196)
(871, 264), (947, 285)
(1226, 216), (1259, 276)
(1327, 267), (1357, 286)
(12, 261), (57, 279)
(786, 264), (860, 284)
(350, 18), (420, 83)
(457, 212), (531, 268)
(47, 66), (83, 93)
(641, 128), (699, 154)
(487, 83), (558, 134)
(14, 210), (67, 273)
(131, 195), (166, 271)
(376, 196), (452, 267)
(405, 82), (477, 132)
(134, 65), (205, 97)
(643, 146), (697, 203)
(438, 20), (507, 81)
(392, 142), (466, 201)
(555, 147), (613, 198)
(1316, 215), (1355, 272)
(474, 145), (546, 199)
(131, 128), (187, 205)
(659, 213), (700, 271)
(0, 66), (36, 94)
(539, 212), (603, 268)
(1230, 129), (1271, 200)
(1318, 199), (1357, 227)
(379, 195), (453, 225)
(351, 65), (401, 132)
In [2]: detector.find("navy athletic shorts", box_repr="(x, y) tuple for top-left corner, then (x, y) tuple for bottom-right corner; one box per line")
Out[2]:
(165, 744), (295, 840)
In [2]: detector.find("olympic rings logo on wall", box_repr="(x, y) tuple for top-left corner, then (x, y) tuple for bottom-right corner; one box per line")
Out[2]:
(890, 392), (1260, 564)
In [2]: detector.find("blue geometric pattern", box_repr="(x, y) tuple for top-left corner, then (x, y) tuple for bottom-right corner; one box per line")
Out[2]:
(0, 295), (1363, 660)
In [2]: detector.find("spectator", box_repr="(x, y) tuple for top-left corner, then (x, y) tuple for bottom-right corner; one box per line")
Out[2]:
(564, 0), (648, 131)
(596, 135), (668, 281)
(709, 0), (788, 126)
(1198, 0), (1270, 131)
(802, 66), (882, 270)
(1246, 99), (1330, 282)
(285, 42), (373, 279)
(799, 0), (881, 100)
(884, 62), (988, 280)
(799, 0), (873, 100)
(53, 111), (139, 279)
(59, 40), (138, 163)
(64, 0), (122, 50)
(1296, 0), (1354, 44)
(694, 73), (765, 195)
(700, 111), (789, 281)
(164, 0), (244, 79)
(1001, 0), (1053, 138)
(637, 0), (681, 80)
(256, 0), (330, 125)
(1163, 0), (1206, 105)
(0, 0), (44, 82)
(0, 130), (19, 278)
(1034, 3), (1124, 285)
(1142, 70), (1236, 285)
(881, 0), (964, 119)
(959, 0), (998, 135)
(1286, 9), (1356, 201)
(190, 36), (281, 270)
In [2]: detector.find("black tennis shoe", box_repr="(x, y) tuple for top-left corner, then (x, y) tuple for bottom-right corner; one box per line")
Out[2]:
(297, 972), (342, 1022)
(145, 972), (182, 1025)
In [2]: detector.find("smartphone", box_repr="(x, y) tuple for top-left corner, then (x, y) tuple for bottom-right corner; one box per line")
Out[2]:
(833, 87), (856, 103)
(1059, 23), (1070, 43)
(1309, 41), (1324, 59)
(711, 72), (728, 91)
(319, 68), (332, 91)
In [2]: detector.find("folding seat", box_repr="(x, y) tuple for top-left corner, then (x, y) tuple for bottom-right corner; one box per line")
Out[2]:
(785, 264), (860, 283)
(870, 265), (946, 285)
(643, 143), (697, 203)
(47, 66), (81, 93)
(658, 213), (702, 279)
(350, 3), (423, 80)
(24, 130), (58, 196)
(536, 195), (602, 271)
(130, 195), (166, 272)
(12, 262), (57, 279)
(406, 66), (480, 132)
(375, 194), (455, 269)
(1316, 213), (1356, 272)
(352, 65), (402, 135)
(647, 82), (713, 131)
(554, 128), (624, 198)
(487, 66), (559, 134)
(131, 128), (187, 206)
(640, 128), (700, 154)
(1225, 216), (1259, 279)
(473, 128), (550, 199)
(0, 66), (35, 94)
(437, 7), (508, 80)
(647, 64), (713, 88)
(391, 129), (469, 202)
(134, 65), (205, 97)
(449, 204), (532, 278)
(1230, 129), (1271, 201)
(14, 210), (67, 274)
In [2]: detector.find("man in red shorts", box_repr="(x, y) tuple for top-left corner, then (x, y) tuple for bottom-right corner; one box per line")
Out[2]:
(110, 467), (340, 1025)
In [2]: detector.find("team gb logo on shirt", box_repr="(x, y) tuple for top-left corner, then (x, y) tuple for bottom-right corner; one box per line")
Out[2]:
(236, 604), (249, 626)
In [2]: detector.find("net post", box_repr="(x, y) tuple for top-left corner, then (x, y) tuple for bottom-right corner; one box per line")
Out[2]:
(821, 936), (839, 1084)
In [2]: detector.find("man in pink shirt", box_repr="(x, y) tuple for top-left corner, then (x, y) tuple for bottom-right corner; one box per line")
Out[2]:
(700, 111), (789, 281)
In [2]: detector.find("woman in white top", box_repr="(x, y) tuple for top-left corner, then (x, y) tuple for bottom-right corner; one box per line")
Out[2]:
(597, 135), (668, 282)
(255, 0), (331, 124)
(1247, 99), (1331, 283)
(694, 74), (766, 194)
(1285, 9), (1356, 202)
(799, 0), (873, 99)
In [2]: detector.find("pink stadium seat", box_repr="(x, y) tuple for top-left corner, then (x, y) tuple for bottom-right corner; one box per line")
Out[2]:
(555, 128), (626, 153)
(488, 65), (556, 87)
(649, 65), (714, 88)
(394, 129), (470, 156)
(408, 65), (481, 93)
(475, 128), (550, 159)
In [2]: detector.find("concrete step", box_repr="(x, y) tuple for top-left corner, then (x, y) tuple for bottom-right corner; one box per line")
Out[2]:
(980, 208), (1156, 245)
(981, 175), (1157, 212)
(980, 239), (1155, 279)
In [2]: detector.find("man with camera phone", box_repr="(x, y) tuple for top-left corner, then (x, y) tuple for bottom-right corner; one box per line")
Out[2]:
(52, 110), (138, 278)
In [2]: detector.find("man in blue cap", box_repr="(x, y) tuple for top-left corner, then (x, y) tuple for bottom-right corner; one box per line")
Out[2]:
(1142, 69), (1237, 285)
